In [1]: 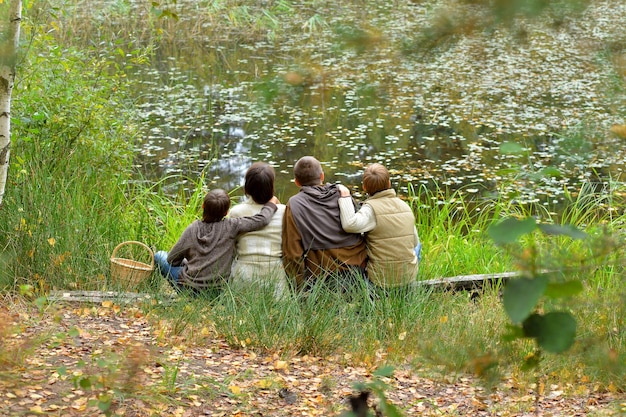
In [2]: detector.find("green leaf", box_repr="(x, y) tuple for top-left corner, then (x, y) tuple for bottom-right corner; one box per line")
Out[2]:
(372, 365), (395, 378)
(496, 168), (520, 176)
(488, 217), (537, 245)
(539, 166), (563, 178)
(521, 313), (543, 338)
(19, 284), (34, 297)
(79, 377), (92, 389)
(68, 327), (80, 338)
(545, 280), (584, 298)
(353, 382), (367, 392)
(538, 223), (587, 239)
(34, 296), (47, 311)
(523, 312), (577, 353)
(502, 324), (525, 342)
(499, 141), (526, 155)
(98, 394), (112, 412)
(503, 276), (548, 324)
(378, 400), (404, 417)
(386, 403), (404, 417)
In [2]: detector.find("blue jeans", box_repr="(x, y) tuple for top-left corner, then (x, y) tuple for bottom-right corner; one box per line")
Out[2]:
(415, 242), (422, 262)
(154, 251), (183, 291)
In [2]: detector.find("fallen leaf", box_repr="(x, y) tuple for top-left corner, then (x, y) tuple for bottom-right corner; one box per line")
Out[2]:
(610, 124), (626, 139)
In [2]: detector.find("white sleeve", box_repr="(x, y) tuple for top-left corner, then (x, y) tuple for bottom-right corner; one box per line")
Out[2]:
(338, 198), (376, 233)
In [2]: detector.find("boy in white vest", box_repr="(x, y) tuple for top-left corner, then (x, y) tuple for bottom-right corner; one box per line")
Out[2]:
(337, 163), (421, 288)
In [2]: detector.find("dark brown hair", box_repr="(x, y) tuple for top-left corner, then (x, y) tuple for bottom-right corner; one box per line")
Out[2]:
(363, 163), (390, 195)
(294, 156), (323, 186)
(245, 162), (275, 204)
(202, 189), (231, 222)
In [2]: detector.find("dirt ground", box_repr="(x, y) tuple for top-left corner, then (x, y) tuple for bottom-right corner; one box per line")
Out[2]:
(0, 302), (623, 417)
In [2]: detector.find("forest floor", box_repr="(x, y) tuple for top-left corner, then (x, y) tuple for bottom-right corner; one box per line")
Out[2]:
(1, 302), (624, 417)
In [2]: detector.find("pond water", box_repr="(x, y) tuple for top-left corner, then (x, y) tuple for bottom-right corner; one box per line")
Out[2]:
(127, 0), (626, 207)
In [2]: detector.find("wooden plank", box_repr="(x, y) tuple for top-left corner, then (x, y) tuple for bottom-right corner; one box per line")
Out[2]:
(417, 272), (519, 291)
(47, 272), (519, 303)
(48, 290), (176, 304)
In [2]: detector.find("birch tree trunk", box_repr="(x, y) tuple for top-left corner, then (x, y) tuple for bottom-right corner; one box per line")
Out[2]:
(0, 0), (22, 207)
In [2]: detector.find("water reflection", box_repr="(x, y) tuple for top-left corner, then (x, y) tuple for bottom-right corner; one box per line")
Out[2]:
(126, 1), (626, 208)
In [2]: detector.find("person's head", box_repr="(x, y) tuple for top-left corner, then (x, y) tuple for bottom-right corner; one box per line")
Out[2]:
(245, 162), (275, 204)
(202, 189), (231, 222)
(293, 156), (324, 186)
(362, 163), (391, 195)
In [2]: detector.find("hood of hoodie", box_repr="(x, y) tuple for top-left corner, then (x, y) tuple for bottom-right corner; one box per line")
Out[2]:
(288, 184), (363, 251)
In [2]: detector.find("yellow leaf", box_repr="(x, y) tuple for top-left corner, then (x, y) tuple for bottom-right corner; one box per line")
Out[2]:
(610, 124), (626, 139)
(29, 406), (44, 414)
(440, 315), (448, 323)
(398, 331), (407, 341)
(47, 237), (56, 246)
(538, 381), (545, 396)
(256, 379), (273, 389)
(229, 385), (242, 395)
(274, 360), (288, 370)
(102, 300), (113, 308)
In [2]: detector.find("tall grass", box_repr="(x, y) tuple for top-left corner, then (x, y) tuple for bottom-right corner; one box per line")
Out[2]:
(0, 18), (151, 291)
(408, 183), (513, 280)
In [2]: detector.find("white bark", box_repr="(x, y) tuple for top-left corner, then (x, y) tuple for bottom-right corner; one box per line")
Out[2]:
(0, 0), (22, 207)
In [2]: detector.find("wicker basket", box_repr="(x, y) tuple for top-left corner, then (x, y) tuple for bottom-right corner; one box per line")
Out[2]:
(110, 241), (155, 289)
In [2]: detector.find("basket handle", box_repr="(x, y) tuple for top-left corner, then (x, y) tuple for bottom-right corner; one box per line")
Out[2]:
(111, 241), (155, 269)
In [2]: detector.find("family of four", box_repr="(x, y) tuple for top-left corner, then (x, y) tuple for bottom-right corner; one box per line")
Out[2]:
(154, 156), (421, 297)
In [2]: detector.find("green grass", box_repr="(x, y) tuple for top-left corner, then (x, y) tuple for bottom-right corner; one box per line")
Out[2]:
(0, 38), (146, 291)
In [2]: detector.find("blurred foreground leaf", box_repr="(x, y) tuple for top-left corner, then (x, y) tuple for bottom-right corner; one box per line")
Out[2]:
(489, 217), (537, 245)
(503, 275), (548, 324)
(545, 280), (584, 299)
(538, 223), (587, 239)
(523, 312), (577, 353)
